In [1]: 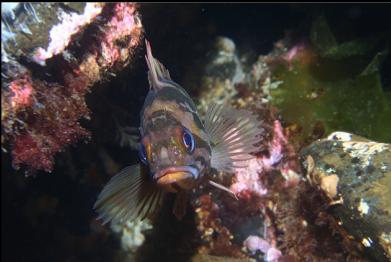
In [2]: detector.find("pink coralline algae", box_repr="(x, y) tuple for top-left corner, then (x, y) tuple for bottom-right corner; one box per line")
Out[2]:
(9, 73), (90, 173)
(99, 3), (142, 68)
(194, 117), (296, 260)
(9, 76), (34, 109)
(2, 3), (143, 174)
(230, 120), (289, 199)
(244, 235), (282, 262)
(230, 157), (268, 198)
(281, 41), (314, 70)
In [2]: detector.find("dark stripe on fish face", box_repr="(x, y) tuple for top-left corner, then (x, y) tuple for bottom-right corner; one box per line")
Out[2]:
(159, 78), (193, 101)
(141, 78), (203, 127)
(141, 90), (207, 142)
(157, 85), (197, 113)
(143, 110), (210, 155)
(142, 79), (195, 112)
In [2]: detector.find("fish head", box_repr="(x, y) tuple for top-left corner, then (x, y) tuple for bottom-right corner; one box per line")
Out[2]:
(140, 111), (210, 193)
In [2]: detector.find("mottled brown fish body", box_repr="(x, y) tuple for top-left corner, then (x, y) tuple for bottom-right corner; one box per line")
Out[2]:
(93, 40), (265, 223)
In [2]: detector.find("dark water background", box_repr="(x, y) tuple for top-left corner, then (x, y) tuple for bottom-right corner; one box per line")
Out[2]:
(2, 4), (390, 262)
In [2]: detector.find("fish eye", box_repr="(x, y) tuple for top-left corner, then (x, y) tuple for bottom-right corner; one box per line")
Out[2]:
(182, 127), (195, 153)
(139, 143), (148, 164)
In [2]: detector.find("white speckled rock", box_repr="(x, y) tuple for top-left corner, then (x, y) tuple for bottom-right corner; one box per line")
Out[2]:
(301, 132), (391, 262)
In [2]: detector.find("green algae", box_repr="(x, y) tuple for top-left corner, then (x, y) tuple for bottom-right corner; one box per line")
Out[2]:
(310, 15), (386, 60)
(270, 53), (391, 144)
(269, 15), (391, 144)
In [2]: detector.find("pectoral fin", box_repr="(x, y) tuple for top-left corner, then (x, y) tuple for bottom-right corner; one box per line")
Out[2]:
(204, 103), (264, 173)
(94, 164), (164, 225)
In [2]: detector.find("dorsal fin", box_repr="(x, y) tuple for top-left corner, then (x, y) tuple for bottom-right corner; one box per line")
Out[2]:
(145, 40), (172, 91)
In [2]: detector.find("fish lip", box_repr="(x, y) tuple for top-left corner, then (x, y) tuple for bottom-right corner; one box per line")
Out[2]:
(154, 166), (199, 181)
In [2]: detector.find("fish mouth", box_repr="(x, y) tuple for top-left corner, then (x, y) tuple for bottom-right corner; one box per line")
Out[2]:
(154, 166), (199, 185)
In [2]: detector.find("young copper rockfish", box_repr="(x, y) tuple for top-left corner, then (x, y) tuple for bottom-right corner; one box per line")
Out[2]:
(94, 40), (264, 224)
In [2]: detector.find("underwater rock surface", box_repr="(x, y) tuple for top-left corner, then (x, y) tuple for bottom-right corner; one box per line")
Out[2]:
(2, 4), (391, 262)
(191, 254), (254, 262)
(1, 3), (143, 174)
(301, 131), (391, 262)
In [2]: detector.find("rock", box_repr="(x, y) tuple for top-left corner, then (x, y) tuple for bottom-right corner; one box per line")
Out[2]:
(1, 3), (143, 173)
(191, 254), (254, 262)
(196, 36), (245, 116)
(204, 36), (244, 84)
(301, 131), (391, 262)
